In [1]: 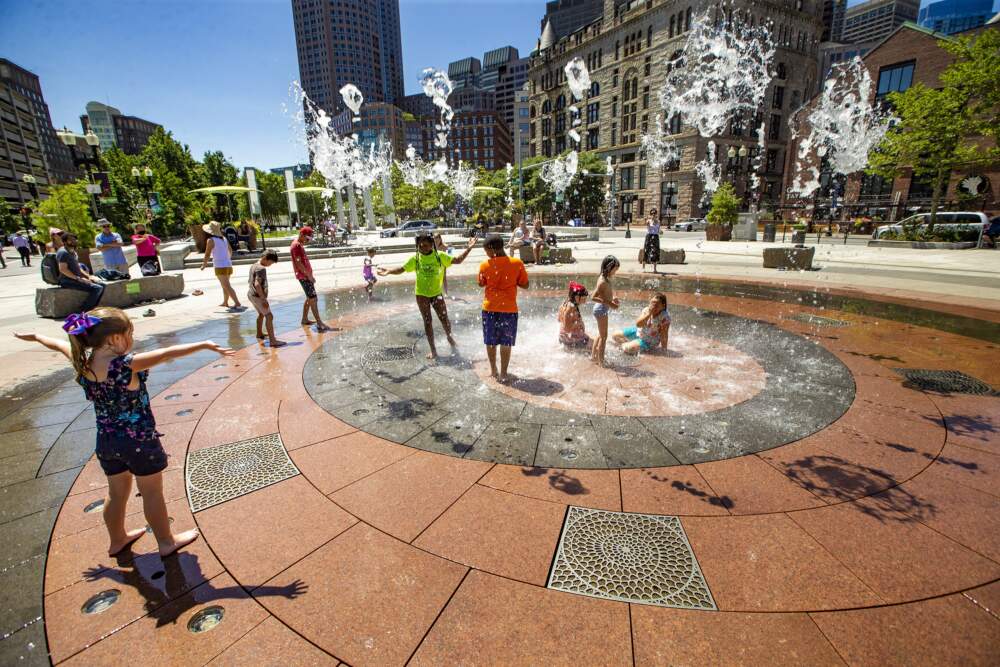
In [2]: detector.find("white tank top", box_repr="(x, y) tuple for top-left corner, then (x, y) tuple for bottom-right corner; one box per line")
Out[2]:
(210, 236), (232, 268)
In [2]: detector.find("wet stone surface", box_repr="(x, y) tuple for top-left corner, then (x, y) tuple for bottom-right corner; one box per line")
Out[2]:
(304, 298), (856, 469)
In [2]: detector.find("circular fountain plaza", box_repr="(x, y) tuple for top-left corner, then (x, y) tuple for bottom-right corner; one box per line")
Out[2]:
(6, 271), (1000, 665)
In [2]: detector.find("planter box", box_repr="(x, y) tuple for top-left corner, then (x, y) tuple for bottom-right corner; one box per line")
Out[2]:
(791, 230), (806, 244)
(763, 246), (815, 271)
(35, 274), (185, 318)
(705, 224), (732, 241)
(866, 240), (977, 250)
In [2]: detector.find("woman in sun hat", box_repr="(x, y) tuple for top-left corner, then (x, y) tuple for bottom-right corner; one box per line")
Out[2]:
(199, 221), (244, 312)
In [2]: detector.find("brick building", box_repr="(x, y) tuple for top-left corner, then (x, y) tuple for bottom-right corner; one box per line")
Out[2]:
(528, 0), (824, 223)
(329, 102), (407, 159)
(415, 111), (513, 171)
(783, 22), (999, 220)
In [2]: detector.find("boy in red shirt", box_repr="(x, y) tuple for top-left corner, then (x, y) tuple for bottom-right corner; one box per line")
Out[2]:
(477, 235), (529, 383)
(290, 226), (332, 332)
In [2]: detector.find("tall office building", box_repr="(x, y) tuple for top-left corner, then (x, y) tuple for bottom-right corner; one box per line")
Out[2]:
(481, 47), (519, 91)
(918, 0), (996, 34)
(842, 0), (920, 44)
(822, 0), (847, 42)
(448, 57), (482, 91)
(80, 101), (161, 155)
(0, 78), (50, 207)
(291, 0), (404, 114)
(542, 0), (605, 39)
(0, 59), (75, 185)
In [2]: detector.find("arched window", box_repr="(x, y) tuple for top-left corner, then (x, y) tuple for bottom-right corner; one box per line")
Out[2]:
(669, 16), (675, 37)
(529, 105), (536, 118)
(556, 94), (565, 110)
(776, 62), (786, 80)
(685, 7), (692, 31)
(542, 99), (551, 114)
(647, 25), (653, 47)
(668, 113), (682, 134)
(589, 81), (600, 97)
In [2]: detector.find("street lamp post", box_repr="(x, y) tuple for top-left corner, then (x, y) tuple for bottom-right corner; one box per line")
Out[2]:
(56, 127), (102, 219)
(21, 173), (39, 200)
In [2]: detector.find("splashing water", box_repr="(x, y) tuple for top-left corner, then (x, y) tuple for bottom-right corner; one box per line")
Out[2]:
(789, 57), (894, 197)
(540, 151), (579, 198)
(695, 141), (721, 196)
(420, 68), (455, 149)
(449, 161), (476, 200)
(564, 57), (591, 102)
(400, 145), (429, 187)
(642, 116), (681, 169)
(652, 10), (774, 197)
(339, 83), (364, 117)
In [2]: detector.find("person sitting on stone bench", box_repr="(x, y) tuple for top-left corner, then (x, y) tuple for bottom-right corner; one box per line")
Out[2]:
(56, 232), (105, 311)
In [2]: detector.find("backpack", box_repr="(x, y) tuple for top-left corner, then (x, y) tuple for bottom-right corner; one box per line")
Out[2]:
(40, 253), (60, 285)
(140, 260), (160, 277)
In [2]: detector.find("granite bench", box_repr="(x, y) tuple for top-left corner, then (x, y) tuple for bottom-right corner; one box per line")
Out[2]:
(35, 274), (185, 318)
(518, 246), (574, 264)
(762, 246), (815, 271)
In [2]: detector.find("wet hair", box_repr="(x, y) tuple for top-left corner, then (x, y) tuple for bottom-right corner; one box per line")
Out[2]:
(68, 307), (133, 379)
(365, 246), (377, 255)
(484, 235), (505, 255)
(567, 282), (589, 310)
(652, 293), (668, 309)
(650, 208), (658, 216)
(600, 255), (620, 278)
(261, 249), (279, 263)
(415, 232), (434, 246)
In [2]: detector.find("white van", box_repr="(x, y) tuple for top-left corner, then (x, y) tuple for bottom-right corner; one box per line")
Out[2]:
(873, 212), (989, 239)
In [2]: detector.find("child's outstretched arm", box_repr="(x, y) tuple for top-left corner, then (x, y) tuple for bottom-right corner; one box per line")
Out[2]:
(377, 265), (405, 276)
(132, 340), (233, 372)
(13, 333), (71, 359)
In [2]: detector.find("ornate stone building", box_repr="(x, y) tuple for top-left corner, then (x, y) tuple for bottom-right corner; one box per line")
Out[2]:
(527, 0), (823, 224)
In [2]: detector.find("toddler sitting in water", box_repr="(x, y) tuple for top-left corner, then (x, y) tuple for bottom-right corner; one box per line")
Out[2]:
(613, 293), (671, 355)
(558, 281), (591, 348)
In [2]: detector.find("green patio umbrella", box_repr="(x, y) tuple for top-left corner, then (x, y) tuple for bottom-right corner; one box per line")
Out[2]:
(189, 185), (264, 248)
(283, 186), (332, 224)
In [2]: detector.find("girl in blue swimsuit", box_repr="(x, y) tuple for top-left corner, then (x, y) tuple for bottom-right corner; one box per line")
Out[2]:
(590, 255), (620, 366)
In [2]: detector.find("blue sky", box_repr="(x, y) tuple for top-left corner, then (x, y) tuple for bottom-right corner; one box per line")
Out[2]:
(1, 0), (541, 170)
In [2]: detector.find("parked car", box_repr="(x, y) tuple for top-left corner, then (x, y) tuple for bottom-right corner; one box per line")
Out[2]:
(380, 219), (437, 238)
(873, 212), (989, 239)
(673, 218), (707, 232)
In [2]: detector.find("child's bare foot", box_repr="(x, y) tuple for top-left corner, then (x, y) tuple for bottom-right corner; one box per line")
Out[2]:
(108, 527), (146, 557)
(426, 351), (438, 361)
(158, 528), (200, 558)
(268, 339), (287, 348)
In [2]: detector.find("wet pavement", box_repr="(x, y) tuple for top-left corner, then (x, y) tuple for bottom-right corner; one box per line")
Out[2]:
(1, 272), (999, 664)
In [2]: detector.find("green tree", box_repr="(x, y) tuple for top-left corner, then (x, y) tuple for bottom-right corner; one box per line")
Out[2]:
(98, 146), (145, 235)
(35, 182), (97, 245)
(137, 128), (205, 234)
(0, 198), (20, 234)
(869, 30), (1000, 227)
(706, 182), (740, 226)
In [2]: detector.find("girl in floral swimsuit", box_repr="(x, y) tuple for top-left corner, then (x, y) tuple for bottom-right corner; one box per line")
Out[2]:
(14, 307), (233, 559)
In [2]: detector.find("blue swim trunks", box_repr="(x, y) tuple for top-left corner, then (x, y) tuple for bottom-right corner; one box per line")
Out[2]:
(621, 326), (653, 352)
(482, 310), (518, 346)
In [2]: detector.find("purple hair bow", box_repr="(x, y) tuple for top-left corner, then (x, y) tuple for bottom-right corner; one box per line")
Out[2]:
(62, 313), (102, 336)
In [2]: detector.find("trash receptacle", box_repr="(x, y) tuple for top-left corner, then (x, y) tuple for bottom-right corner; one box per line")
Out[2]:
(791, 230), (806, 244)
(763, 223), (776, 242)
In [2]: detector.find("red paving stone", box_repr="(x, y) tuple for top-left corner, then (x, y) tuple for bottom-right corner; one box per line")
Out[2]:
(788, 500), (1000, 603)
(207, 616), (338, 666)
(811, 593), (1000, 666)
(682, 513), (882, 611)
(621, 465), (732, 516)
(329, 451), (492, 542)
(414, 484), (567, 585)
(195, 476), (357, 589)
(409, 571), (633, 666)
(290, 431), (413, 494)
(60, 574), (268, 666)
(479, 463), (622, 510)
(257, 523), (466, 666)
(631, 606), (845, 666)
(33, 287), (1000, 665)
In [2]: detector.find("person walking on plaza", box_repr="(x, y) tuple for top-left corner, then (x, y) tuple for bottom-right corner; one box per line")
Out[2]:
(56, 233), (105, 310)
(95, 219), (129, 276)
(131, 222), (161, 275)
(378, 233), (477, 359)
(641, 208), (661, 273)
(200, 221), (243, 312)
(248, 249), (286, 347)
(12, 231), (31, 267)
(290, 226), (332, 331)
(478, 235), (529, 383)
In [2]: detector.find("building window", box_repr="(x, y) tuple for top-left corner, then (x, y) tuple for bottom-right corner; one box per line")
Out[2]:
(860, 173), (893, 199)
(777, 62), (787, 80)
(765, 149), (778, 173)
(876, 61), (914, 100)
(768, 114), (781, 140)
(772, 86), (784, 110)
(586, 102), (600, 124)
(647, 25), (653, 47)
(621, 166), (633, 190)
(670, 15), (676, 37)
(639, 165), (647, 189)
(668, 113), (682, 134)
(587, 128), (599, 149)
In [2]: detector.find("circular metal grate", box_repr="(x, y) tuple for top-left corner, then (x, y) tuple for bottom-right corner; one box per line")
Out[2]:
(361, 345), (415, 368)
(894, 368), (997, 396)
(185, 434), (299, 512)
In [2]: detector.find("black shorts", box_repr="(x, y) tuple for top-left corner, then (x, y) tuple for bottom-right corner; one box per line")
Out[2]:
(298, 278), (317, 299)
(95, 434), (168, 477)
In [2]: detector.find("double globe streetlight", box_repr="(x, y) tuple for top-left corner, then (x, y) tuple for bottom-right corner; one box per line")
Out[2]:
(55, 127), (102, 219)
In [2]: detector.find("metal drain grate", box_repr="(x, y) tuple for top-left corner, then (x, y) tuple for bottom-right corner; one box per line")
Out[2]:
(547, 506), (716, 610)
(185, 434), (299, 512)
(361, 345), (415, 368)
(894, 369), (997, 396)
(790, 313), (850, 327)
